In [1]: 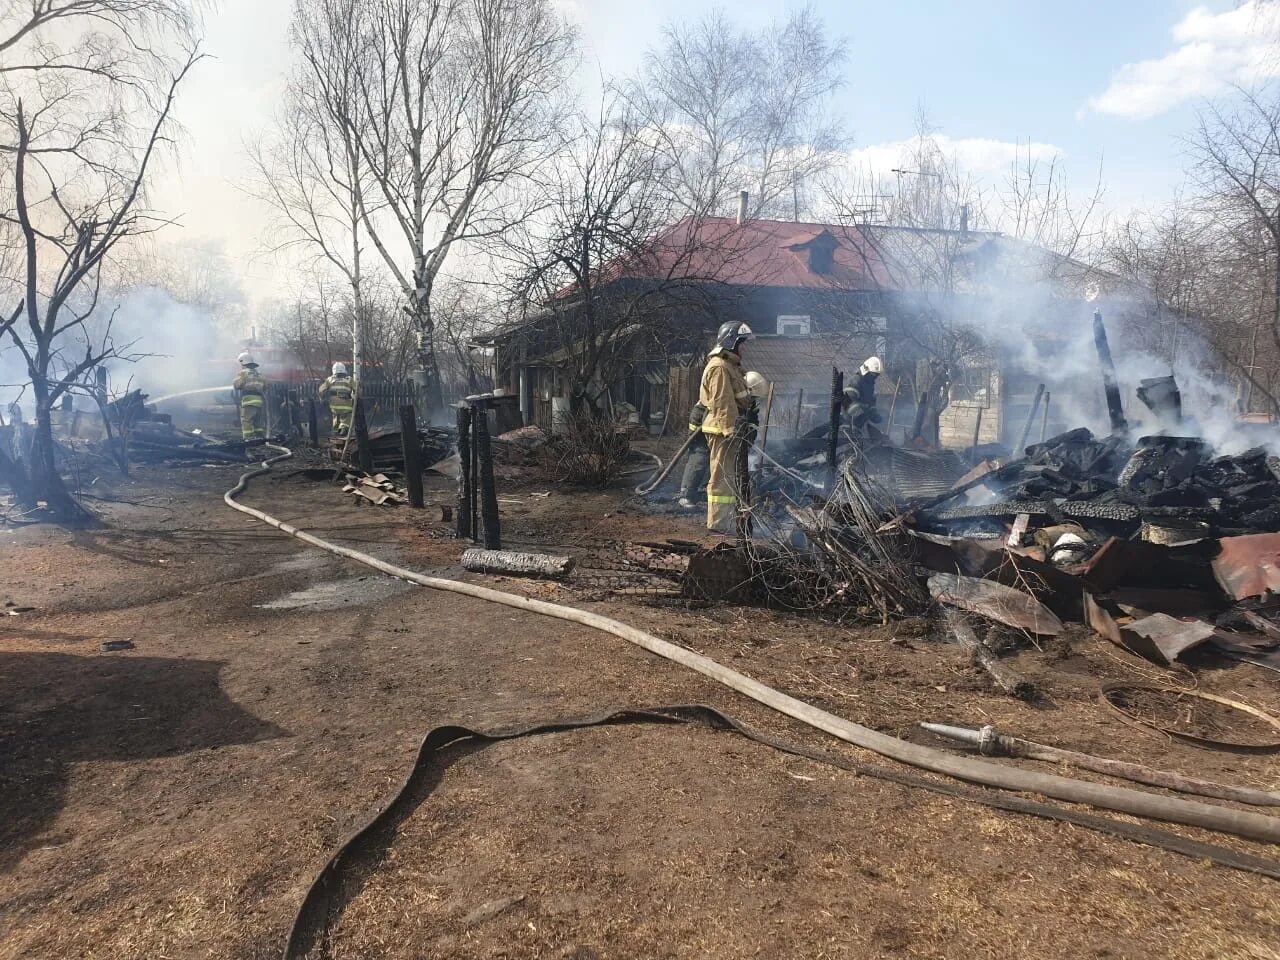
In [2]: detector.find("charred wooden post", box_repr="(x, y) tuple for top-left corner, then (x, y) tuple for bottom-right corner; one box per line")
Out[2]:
(473, 402), (501, 549)
(455, 404), (473, 539)
(735, 415), (753, 543)
(969, 405), (984, 466)
(826, 366), (843, 492)
(1017, 383), (1046, 452)
(792, 387), (804, 438)
(399, 404), (424, 508)
(910, 391), (929, 441)
(306, 399), (320, 446)
(1040, 391), (1051, 442)
(1092, 311), (1127, 435)
(469, 408), (479, 540)
(353, 399), (373, 474)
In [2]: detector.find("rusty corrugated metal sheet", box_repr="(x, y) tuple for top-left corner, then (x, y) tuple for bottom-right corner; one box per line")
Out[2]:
(1214, 533), (1280, 601)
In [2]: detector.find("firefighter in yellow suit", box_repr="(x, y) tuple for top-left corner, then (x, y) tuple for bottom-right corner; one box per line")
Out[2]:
(232, 352), (267, 441)
(319, 361), (355, 433)
(699, 321), (754, 534)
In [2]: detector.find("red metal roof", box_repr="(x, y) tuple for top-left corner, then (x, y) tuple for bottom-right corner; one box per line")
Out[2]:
(579, 216), (902, 293)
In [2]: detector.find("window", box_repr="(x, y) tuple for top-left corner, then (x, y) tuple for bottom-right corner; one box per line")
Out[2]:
(776, 315), (811, 336)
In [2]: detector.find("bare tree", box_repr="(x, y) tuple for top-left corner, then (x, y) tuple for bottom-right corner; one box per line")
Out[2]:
(624, 5), (847, 220)
(493, 100), (745, 415)
(1186, 86), (1280, 414)
(291, 0), (576, 415)
(0, 2), (201, 517)
(250, 0), (374, 385)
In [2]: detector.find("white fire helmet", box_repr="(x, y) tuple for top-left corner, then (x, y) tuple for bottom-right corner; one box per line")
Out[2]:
(237, 351), (255, 366)
(332, 362), (349, 377)
(744, 370), (769, 399)
(859, 356), (884, 377)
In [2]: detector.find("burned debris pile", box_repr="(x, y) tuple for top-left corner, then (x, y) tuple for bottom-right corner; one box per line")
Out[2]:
(912, 428), (1280, 542)
(898, 426), (1280, 673)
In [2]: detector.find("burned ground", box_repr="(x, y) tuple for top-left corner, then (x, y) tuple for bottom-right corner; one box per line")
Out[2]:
(2, 463), (1280, 959)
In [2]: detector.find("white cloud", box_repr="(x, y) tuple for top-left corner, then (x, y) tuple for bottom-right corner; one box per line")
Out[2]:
(1087, 1), (1280, 118)
(845, 135), (1062, 184)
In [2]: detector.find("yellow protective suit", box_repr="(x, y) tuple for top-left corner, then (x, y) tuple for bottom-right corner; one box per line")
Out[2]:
(233, 366), (267, 440)
(319, 375), (355, 432)
(698, 349), (750, 533)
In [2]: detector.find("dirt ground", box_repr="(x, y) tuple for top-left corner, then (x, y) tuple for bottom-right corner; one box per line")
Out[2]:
(3, 456), (1280, 959)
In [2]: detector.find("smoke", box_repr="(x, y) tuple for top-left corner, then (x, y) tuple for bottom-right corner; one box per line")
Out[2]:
(93, 286), (241, 400)
(0, 286), (241, 415)
(937, 248), (1278, 458)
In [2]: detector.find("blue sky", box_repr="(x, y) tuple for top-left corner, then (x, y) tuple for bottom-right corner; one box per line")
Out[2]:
(566, 0), (1278, 211)
(153, 0), (1279, 299)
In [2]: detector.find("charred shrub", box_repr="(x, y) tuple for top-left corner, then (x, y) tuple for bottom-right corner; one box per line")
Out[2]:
(541, 411), (631, 486)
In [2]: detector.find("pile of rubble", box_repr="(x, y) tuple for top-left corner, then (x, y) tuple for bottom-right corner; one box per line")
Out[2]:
(895, 427), (1280, 674)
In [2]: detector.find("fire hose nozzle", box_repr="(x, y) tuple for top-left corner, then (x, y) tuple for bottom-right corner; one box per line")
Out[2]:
(920, 722), (1010, 757)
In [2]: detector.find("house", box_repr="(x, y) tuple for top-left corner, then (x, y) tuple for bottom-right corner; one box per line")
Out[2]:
(483, 211), (1186, 449)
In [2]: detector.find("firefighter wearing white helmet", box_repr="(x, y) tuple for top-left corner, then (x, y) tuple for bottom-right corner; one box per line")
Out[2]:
(842, 355), (884, 434)
(698, 321), (753, 533)
(319, 361), (355, 433)
(232, 352), (267, 441)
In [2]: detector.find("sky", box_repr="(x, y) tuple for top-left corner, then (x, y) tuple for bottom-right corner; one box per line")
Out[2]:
(149, 0), (1280, 311)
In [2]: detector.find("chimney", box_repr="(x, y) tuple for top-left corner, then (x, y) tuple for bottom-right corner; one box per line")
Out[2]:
(959, 204), (970, 238)
(736, 190), (749, 225)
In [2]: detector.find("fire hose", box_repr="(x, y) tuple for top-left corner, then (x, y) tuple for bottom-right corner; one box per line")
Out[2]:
(226, 445), (1280, 847)
(633, 431), (699, 495)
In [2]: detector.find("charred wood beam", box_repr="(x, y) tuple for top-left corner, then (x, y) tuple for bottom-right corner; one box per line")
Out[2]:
(1017, 384), (1046, 453)
(1092, 311), (1127, 435)
(943, 609), (1036, 700)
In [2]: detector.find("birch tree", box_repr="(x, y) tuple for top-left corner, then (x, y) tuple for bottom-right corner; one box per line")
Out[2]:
(291, 0), (575, 415)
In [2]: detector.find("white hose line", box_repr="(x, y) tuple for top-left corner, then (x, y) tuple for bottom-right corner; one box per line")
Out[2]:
(227, 445), (1280, 845)
(151, 386), (233, 404)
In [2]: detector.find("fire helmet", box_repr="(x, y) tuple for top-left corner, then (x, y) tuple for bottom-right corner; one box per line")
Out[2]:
(859, 356), (884, 377)
(332, 362), (348, 377)
(744, 370), (769, 399)
(714, 321), (753, 354)
(237, 351), (256, 367)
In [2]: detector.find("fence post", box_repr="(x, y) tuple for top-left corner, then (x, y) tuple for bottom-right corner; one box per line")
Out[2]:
(826, 366), (843, 493)
(399, 404), (424, 508)
(473, 401), (501, 549)
(353, 398), (373, 474)
(306, 399), (319, 446)
(456, 404), (472, 539)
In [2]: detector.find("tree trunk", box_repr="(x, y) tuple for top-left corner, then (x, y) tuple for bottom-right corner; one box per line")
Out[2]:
(410, 285), (444, 416)
(0, 444), (35, 509)
(28, 375), (88, 521)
